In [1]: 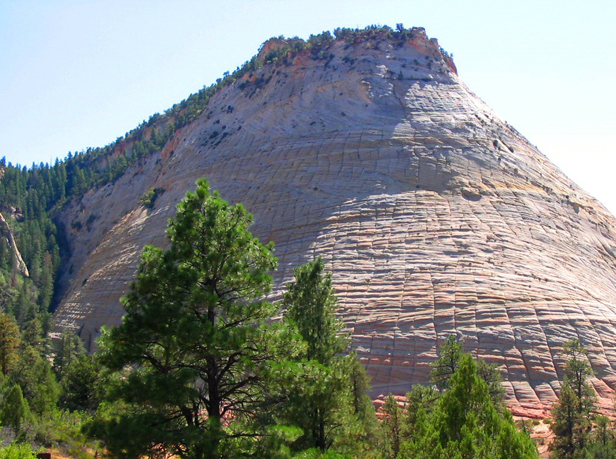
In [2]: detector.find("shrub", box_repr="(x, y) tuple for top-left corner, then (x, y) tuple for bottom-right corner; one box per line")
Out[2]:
(139, 187), (165, 209)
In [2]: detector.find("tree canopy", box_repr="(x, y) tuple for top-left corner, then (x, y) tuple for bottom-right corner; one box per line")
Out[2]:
(399, 354), (539, 459)
(90, 179), (298, 459)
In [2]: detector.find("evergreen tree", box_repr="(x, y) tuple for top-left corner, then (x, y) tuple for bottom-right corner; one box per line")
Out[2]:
(585, 415), (616, 459)
(0, 314), (20, 375)
(403, 384), (439, 441)
(89, 179), (297, 459)
(279, 257), (378, 456)
(431, 334), (463, 391)
(37, 251), (54, 310)
(1, 383), (30, 434)
(21, 318), (46, 352)
(563, 340), (596, 411)
(60, 353), (102, 413)
(399, 354), (539, 459)
(550, 339), (597, 459)
(53, 328), (86, 379)
(13, 343), (60, 416)
(382, 395), (403, 458)
(284, 257), (347, 364)
(477, 359), (506, 411)
(347, 357), (382, 448)
(431, 335), (506, 411)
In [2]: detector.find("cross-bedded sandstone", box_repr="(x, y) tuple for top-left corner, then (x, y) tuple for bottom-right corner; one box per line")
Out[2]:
(53, 31), (616, 418)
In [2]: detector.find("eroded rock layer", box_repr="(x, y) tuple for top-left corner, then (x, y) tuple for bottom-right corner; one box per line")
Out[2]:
(53, 31), (616, 418)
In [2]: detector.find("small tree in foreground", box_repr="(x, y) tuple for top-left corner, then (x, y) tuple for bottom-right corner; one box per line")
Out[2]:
(431, 335), (506, 412)
(585, 415), (616, 459)
(550, 339), (597, 459)
(60, 353), (102, 412)
(399, 354), (539, 459)
(382, 395), (403, 458)
(1, 383), (30, 435)
(431, 334), (462, 392)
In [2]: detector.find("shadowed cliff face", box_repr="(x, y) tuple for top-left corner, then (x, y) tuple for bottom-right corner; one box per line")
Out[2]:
(53, 31), (616, 418)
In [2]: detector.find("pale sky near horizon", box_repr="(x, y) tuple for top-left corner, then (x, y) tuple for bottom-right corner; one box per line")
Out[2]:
(1, 1), (615, 213)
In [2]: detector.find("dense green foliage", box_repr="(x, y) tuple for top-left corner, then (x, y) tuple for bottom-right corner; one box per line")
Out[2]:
(585, 415), (616, 458)
(400, 354), (539, 459)
(0, 310), (99, 457)
(88, 179), (300, 459)
(0, 443), (39, 459)
(0, 160), (100, 453)
(379, 337), (538, 459)
(0, 163), (61, 326)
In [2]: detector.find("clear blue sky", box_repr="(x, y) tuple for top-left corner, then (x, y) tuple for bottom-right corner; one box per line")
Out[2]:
(1, 1), (615, 212)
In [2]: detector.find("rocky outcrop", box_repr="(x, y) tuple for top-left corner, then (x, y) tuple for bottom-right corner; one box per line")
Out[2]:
(53, 30), (616, 418)
(0, 211), (29, 277)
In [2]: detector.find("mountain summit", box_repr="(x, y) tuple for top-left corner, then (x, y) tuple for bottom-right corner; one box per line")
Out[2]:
(53, 27), (616, 418)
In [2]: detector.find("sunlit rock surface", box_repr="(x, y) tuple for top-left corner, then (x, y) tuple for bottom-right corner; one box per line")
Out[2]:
(53, 30), (616, 418)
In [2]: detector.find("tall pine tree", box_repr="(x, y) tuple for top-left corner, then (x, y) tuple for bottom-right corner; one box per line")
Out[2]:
(279, 257), (378, 456)
(550, 339), (597, 459)
(90, 179), (299, 459)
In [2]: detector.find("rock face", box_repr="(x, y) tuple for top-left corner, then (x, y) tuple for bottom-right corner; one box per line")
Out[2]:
(53, 29), (616, 418)
(0, 210), (29, 277)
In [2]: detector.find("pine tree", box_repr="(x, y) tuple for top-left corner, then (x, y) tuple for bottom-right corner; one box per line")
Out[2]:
(90, 179), (298, 459)
(53, 329), (86, 379)
(0, 314), (20, 375)
(1, 383), (30, 434)
(585, 415), (616, 459)
(399, 354), (539, 459)
(477, 359), (506, 412)
(403, 384), (439, 440)
(283, 257), (348, 364)
(278, 257), (379, 455)
(60, 353), (102, 412)
(13, 343), (60, 416)
(431, 334), (463, 391)
(550, 339), (597, 459)
(382, 395), (403, 458)
(281, 258), (349, 453)
(38, 251), (54, 310)
(348, 356), (382, 445)
(431, 335), (506, 411)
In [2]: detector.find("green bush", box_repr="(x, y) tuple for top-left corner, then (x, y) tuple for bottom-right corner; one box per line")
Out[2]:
(0, 444), (38, 459)
(139, 187), (165, 209)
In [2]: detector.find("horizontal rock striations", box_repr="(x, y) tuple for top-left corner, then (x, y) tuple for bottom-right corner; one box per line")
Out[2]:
(53, 29), (616, 418)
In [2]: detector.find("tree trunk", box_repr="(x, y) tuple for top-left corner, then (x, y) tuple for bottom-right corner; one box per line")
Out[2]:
(318, 409), (326, 452)
(205, 359), (222, 459)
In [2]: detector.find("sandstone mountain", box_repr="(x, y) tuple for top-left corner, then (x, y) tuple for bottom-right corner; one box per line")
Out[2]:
(53, 27), (616, 418)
